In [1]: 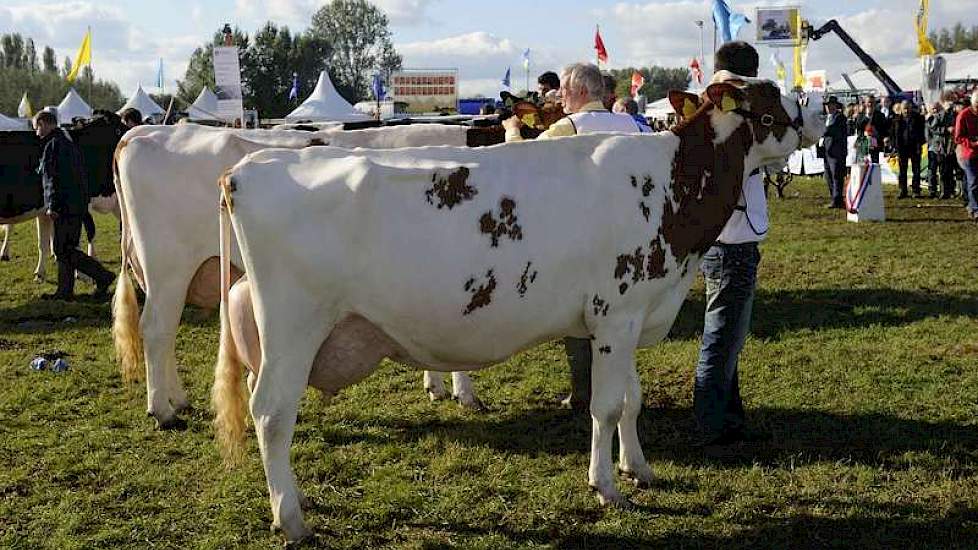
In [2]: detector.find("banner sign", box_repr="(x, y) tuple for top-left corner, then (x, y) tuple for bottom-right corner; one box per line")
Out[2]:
(391, 69), (458, 113)
(213, 46), (244, 123)
(755, 6), (802, 47)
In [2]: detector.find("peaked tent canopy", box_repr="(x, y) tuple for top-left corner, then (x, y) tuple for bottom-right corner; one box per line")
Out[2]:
(56, 88), (93, 125)
(187, 87), (219, 121)
(0, 113), (28, 131)
(844, 49), (978, 93)
(285, 71), (370, 123)
(118, 85), (164, 118)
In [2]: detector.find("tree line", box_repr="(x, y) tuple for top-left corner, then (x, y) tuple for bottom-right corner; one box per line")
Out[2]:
(0, 33), (124, 116)
(605, 66), (691, 104)
(177, 0), (402, 118)
(928, 23), (978, 54)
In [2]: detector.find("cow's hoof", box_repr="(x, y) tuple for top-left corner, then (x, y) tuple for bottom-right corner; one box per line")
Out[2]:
(272, 522), (313, 545)
(589, 484), (633, 510)
(33, 275), (44, 283)
(455, 393), (486, 412)
(426, 387), (449, 402)
(619, 466), (653, 489)
(150, 412), (187, 431)
(0, 254), (9, 262)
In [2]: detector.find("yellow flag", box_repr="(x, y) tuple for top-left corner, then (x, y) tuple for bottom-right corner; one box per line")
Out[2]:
(792, 11), (806, 88)
(66, 30), (91, 83)
(916, 0), (936, 57)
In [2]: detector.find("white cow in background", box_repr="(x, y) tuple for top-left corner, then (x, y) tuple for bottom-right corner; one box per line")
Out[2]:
(212, 80), (824, 541)
(112, 123), (480, 429)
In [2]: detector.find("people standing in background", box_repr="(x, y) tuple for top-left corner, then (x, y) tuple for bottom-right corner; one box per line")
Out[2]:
(120, 108), (143, 129)
(33, 110), (115, 301)
(854, 97), (888, 163)
(845, 102), (859, 136)
(537, 71), (561, 104)
(926, 96), (957, 199)
(954, 90), (978, 220)
(822, 96), (848, 209)
(602, 74), (617, 111)
(612, 98), (652, 131)
(892, 100), (926, 199)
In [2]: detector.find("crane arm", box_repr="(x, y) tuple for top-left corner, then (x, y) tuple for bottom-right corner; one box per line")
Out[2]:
(807, 19), (903, 97)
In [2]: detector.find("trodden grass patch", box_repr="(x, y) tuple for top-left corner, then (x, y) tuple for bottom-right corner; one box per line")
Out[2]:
(1, 177), (976, 549)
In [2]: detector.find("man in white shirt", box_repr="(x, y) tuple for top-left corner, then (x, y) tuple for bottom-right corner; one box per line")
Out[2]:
(694, 41), (770, 446)
(503, 62), (646, 411)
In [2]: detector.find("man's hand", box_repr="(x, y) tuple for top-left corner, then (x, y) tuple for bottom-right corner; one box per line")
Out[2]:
(502, 115), (523, 133)
(45, 209), (58, 220)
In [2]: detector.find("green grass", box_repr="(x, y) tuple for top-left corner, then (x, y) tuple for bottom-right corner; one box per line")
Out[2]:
(1, 177), (976, 549)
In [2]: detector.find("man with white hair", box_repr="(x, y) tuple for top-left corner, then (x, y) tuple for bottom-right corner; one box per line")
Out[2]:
(503, 62), (647, 411)
(954, 90), (978, 220)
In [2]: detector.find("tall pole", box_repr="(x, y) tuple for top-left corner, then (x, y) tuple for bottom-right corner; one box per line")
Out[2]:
(88, 26), (93, 108)
(695, 20), (705, 82)
(596, 24), (600, 67)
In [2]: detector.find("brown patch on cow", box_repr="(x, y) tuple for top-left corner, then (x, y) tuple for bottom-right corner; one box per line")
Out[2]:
(517, 262), (538, 298)
(660, 85), (766, 266)
(425, 167), (476, 209)
(646, 235), (668, 279)
(598, 345), (612, 355)
(639, 201), (651, 222)
(746, 84), (790, 145)
(306, 138), (326, 147)
(592, 295), (610, 317)
(614, 247), (646, 294)
(479, 196), (523, 247)
(642, 175), (654, 197)
(463, 269), (497, 315)
(630, 175), (638, 188)
(466, 126), (506, 147)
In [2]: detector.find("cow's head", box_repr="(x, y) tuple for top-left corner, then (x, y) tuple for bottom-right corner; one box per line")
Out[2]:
(670, 78), (824, 170)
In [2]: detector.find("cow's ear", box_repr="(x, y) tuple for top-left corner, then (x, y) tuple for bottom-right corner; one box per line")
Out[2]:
(705, 82), (746, 112)
(668, 91), (702, 119)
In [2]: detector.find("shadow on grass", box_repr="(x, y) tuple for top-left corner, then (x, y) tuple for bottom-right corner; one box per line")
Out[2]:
(0, 297), (112, 333)
(409, 502), (978, 549)
(330, 405), (978, 471)
(669, 287), (978, 342)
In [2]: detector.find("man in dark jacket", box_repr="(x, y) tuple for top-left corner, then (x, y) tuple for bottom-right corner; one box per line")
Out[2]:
(892, 100), (926, 198)
(34, 110), (114, 300)
(926, 97), (957, 199)
(822, 96), (849, 208)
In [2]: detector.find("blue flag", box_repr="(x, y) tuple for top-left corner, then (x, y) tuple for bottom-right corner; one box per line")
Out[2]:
(712, 0), (751, 43)
(501, 66), (511, 88)
(371, 73), (385, 100)
(155, 58), (164, 91)
(288, 72), (299, 101)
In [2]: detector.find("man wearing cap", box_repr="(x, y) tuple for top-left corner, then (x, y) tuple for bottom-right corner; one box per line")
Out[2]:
(822, 96), (848, 209)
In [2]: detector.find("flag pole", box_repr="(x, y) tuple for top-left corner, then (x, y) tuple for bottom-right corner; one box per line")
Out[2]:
(88, 26), (93, 108)
(596, 25), (600, 67)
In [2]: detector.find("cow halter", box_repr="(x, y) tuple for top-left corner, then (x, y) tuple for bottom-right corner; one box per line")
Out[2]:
(732, 98), (805, 142)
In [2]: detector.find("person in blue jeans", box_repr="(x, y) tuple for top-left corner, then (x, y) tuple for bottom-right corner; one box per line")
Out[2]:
(694, 41), (769, 446)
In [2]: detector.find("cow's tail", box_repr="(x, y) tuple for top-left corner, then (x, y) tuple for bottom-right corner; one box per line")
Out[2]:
(111, 139), (144, 384)
(213, 169), (247, 463)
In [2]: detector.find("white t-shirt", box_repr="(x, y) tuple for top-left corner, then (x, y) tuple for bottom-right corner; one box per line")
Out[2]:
(717, 171), (768, 244)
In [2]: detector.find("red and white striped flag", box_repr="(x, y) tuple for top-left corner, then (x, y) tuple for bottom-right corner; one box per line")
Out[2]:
(689, 57), (703, 85)
(630, 71), (645, 97)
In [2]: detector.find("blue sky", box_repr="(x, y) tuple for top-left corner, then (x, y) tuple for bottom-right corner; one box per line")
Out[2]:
(1, 0), (976, 106)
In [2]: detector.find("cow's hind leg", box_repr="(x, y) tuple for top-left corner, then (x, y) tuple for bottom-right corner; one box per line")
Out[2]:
(617, 358), (653, 488)
(251, 331), (320, 542)
(587, 319), (644, 507)
(34, 215), (53, 282)
(141, 278), (192, 429)
(1, 224), (10, 261)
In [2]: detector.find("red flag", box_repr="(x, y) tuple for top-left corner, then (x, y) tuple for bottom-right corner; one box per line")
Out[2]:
(630, 71), (645, 97)
(594, 27), (608, 64)
(689, 57), (703, 85)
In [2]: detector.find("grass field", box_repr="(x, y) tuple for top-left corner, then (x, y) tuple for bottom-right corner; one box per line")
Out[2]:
(1, 177), (976, 549)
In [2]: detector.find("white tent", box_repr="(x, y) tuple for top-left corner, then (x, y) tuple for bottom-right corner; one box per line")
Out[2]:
(187, 87), (219, 121)
(56, 88), (92, 124)
(0, 113), (28, 131)
(118, 85), (164, 118)
(285, 71), (370, 123)
(644, 96), (674, 120)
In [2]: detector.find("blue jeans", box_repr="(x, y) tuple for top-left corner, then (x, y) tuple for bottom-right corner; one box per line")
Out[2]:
(694, 242), (760, 438)
(958, 155), (978, 213)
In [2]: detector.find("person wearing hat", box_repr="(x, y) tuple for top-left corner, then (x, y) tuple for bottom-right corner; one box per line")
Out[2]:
(822, 96), (848, 209)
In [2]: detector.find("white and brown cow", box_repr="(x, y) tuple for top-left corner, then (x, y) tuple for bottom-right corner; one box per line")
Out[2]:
(112, 123), (491, 429)
(212, 80), (823, 541)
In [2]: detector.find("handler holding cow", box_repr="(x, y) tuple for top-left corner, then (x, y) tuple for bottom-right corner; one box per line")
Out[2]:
(503, 62), (649, 412)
